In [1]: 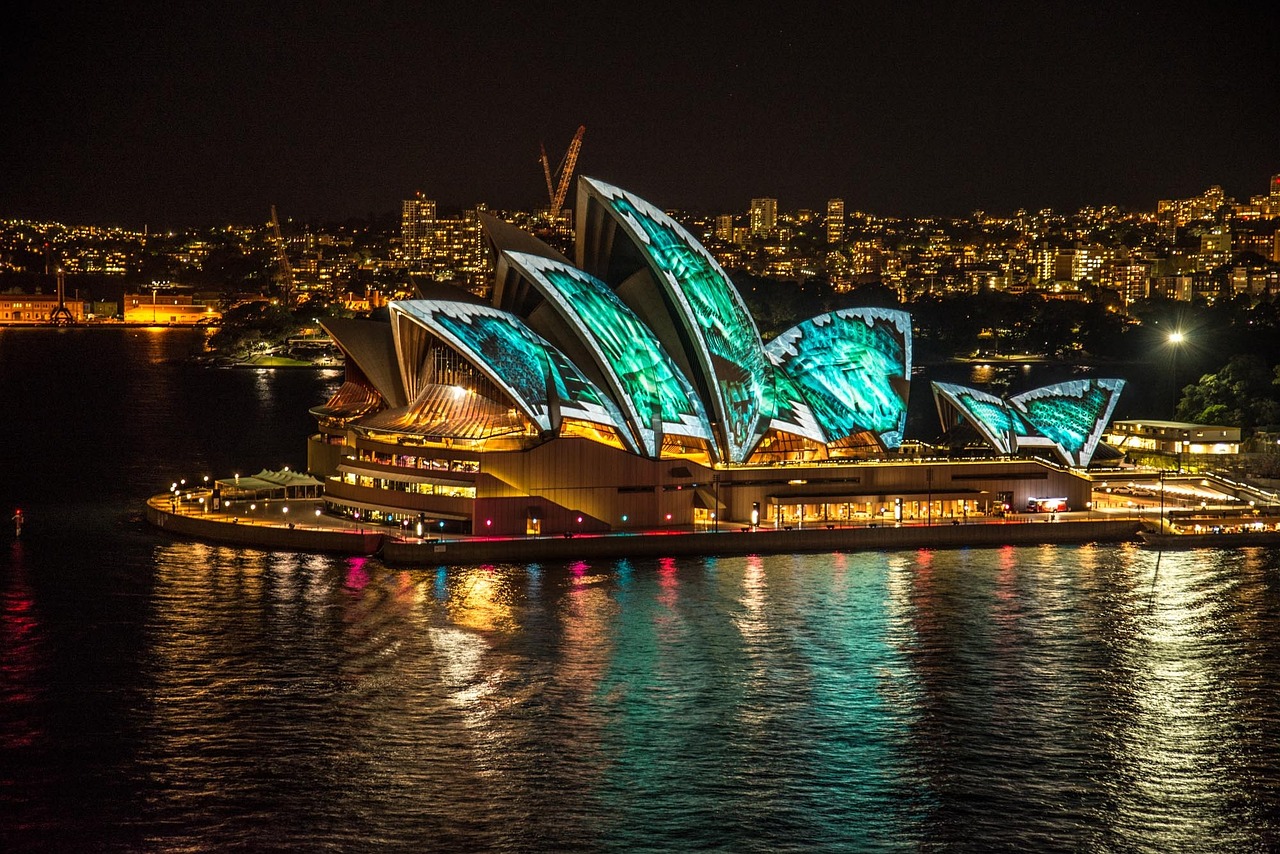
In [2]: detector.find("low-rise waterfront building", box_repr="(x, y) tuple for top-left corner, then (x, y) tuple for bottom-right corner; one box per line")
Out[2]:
(1106, 420), (1241, 457)
(123, 292), (220, 324)
(0, 291), (88, 323)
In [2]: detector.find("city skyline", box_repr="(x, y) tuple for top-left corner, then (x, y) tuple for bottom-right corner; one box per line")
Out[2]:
(4, 169), (1277, 233)
(3, 1), (1277, 227)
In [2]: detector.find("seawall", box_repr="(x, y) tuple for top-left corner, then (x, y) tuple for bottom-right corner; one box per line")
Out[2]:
(380, 519), (1144, 567)
(146, 501), (384, 555)
(147, 497), (1143, 565)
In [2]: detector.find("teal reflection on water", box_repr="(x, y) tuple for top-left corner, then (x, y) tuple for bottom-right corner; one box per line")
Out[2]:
(94, 543), (1280, 850)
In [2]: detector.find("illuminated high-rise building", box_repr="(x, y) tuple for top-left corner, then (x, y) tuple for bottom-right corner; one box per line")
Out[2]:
(418, 206), (490, 285)
(714, 214), (734, 242)
(826, 199), (845, 244)
(401, 192), (437, 264)
(749, 198), (777, 236)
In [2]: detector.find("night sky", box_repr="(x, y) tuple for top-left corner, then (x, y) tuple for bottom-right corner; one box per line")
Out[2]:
(3, 1), (1277, 227)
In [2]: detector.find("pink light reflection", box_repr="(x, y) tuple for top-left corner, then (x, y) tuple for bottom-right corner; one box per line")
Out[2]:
(345, 557), (369, 591)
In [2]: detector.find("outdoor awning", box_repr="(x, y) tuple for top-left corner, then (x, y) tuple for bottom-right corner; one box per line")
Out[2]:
(692, 487), (726, 510)
(252, 468), (324, 489)
(216, 469), (323, 496)
(215, 477), (286, 494)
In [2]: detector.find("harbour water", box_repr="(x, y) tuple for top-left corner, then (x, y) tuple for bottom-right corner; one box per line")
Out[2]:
(3, 328), (1278, 851)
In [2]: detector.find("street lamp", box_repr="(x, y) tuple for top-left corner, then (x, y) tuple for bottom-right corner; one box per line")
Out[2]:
(1168, 330), (1186, 419)
(712, 472), (720, 533)
(1159, 470), (1166, 532)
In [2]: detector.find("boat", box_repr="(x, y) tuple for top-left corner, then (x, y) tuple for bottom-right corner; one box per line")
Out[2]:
(1139, 528), (1280, 549)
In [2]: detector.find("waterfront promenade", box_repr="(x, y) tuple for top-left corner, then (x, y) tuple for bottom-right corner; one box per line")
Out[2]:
(145, 495), (383, 555)
(146, 493), (1145, 566)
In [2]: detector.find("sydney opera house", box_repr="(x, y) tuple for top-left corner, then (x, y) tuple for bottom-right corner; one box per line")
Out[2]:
(307, 177), (1123, 536)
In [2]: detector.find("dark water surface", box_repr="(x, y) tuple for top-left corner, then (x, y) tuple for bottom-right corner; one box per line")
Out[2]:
(2, 329), (1278, 852)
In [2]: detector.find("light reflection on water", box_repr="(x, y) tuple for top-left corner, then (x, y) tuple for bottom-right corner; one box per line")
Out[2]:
(1110, 548), (1264, 849)
(22, 543), (1249, 849)
(7, 324), (1271, 849)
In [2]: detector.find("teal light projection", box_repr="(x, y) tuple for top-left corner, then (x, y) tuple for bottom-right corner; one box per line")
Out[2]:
(503, 251), (713, 457)
(766, 364), (827, 443)
(586, 178), (769, 463)
(931, 382), (1025, 455)
(1010, 379), (1124, 467)
(393, 301), (629, 446)
(766, 309), (912, 449)
(931, 378), (1125, 466)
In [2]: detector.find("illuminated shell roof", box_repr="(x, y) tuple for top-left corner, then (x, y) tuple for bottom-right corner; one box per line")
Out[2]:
(766, 308), (912, 450)
(765, 363), (827, 444)
(932, 381), (1025, 455)
(932, 378), (1125, 466)
(390, 301), (632, 449)
(321, 180), (922, 463)
(1009, 378), (1125, 467)
(502, 251), (712, 456)
(580, 177), (771, 463)
(320, 317), (406, 407)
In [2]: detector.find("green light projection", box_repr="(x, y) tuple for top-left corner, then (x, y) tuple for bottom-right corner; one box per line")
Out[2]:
(504, 251), (713, 457)
(394, 301), (628, 444)
(767, 309), (911, 449)
(932, 378), (1124, 466)
(766, 364), (827, 443)
(1010, 379), (1124, 466)
(932, 382), (1024, 454)
(587, 178), (769, 463)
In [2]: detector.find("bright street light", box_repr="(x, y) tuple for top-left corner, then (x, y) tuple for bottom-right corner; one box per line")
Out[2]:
(1168, 330), (1187, 419)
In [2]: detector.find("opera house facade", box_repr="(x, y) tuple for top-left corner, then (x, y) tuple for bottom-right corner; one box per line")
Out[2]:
(308, 177), (1116, 536)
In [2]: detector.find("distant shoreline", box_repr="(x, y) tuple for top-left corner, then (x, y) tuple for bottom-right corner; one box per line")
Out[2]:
(0, 321), (219, 329)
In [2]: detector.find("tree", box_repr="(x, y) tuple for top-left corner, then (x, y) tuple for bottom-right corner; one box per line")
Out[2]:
(1175, 354), (1280, 431)
(208, 300), (298, 357)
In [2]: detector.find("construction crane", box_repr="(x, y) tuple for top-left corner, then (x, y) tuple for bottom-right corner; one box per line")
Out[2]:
(269, 205), (295, 307)
(539, 125), (585, 224)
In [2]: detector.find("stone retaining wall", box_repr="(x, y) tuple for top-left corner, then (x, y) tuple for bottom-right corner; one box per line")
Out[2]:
(147, 498), (1142, 566)
(380, 519), (1144, 567)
